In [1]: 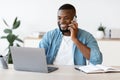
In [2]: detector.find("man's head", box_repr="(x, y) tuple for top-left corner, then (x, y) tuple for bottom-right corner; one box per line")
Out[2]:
(57, 4), (76, 34)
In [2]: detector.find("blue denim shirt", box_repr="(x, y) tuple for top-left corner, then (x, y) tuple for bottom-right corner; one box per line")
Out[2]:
(39, 28), (102, 65)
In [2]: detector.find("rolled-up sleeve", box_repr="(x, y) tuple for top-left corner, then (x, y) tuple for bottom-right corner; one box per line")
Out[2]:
(86, 34), (103, 65)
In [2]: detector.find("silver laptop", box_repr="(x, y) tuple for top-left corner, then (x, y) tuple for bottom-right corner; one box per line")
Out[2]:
(10, 47), (58, 73)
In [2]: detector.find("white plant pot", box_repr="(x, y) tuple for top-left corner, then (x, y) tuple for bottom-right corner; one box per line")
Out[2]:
(96, 31), (104, 39)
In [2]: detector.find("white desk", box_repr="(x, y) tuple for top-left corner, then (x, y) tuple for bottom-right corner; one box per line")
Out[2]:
(0, 65), (120, 80)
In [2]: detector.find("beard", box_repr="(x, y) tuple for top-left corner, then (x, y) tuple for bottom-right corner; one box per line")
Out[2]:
(58, 22), (70, 34)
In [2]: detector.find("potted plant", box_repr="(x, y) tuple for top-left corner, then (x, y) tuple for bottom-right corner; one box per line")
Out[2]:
(96, 23), (106, 39)
(1, 17), (24, 64)
(98, 23), (106, 35)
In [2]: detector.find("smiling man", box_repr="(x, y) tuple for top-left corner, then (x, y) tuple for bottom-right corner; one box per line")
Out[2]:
(39, 3), (102, 65)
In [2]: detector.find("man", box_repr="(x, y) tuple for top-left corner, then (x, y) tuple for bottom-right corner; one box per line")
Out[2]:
(39, 4), (102, 65)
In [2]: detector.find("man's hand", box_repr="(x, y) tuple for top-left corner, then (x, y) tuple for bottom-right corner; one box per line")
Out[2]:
(68, 21), (78, 41)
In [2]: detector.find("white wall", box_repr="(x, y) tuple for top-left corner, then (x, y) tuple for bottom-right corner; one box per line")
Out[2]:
(0, 0), (120, 54)
(0, 0), (120, 36)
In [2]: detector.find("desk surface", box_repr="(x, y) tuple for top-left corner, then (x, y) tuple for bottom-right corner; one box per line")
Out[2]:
(0, 65), (120, 80)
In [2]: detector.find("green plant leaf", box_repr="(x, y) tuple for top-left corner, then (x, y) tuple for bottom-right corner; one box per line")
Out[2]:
(13, 17), (21, 29)
(1, 36), (7, 39)
(2, 19), (9, 27)
(4, 29), (12, 33)
(13, 17), (17, 27)
(16, 43), (21, 47)
(16, 38), (24, 43)
(7, 34), (17, 44)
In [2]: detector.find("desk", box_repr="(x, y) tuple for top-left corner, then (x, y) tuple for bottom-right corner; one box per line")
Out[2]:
(0, 65), (120, 80)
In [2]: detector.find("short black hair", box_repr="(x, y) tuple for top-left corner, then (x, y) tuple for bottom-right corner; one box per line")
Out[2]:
(58, 4), (76, 17)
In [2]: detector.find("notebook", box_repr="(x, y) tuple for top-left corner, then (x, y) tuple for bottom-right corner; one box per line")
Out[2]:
(75, 65), (120, 74)
(10, 46), (58, 73)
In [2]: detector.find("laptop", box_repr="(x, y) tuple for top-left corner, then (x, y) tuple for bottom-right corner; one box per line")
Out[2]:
(10, 46), (58, 73)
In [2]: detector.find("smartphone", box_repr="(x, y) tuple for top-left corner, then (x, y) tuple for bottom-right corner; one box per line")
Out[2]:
(72, 16), (77, 22)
